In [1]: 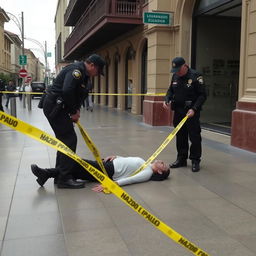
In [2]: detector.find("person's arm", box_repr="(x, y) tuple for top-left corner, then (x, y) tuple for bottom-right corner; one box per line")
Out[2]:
(192, 74), (207, 112)
(92, 164), (152, 193)
(62, 69), (82, 115)
(115, 166), (152, 186)
(103, 155), (117, 162)
(163, 78), (174, 109)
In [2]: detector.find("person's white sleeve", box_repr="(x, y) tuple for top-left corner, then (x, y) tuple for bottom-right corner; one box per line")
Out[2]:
(116, 167), (152, 186)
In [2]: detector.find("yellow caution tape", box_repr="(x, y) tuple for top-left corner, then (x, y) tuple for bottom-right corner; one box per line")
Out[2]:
(0, 91), (164, 96)
(131, 115), (188, 176)
(76, 121), (111, 194)
(0, 110), (210, 256)
(0, 91), (44, 95)
(91, 92), (165, 96)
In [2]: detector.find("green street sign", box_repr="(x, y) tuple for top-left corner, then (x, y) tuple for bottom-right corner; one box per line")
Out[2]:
(143, 12), (172, 25)
(19, 55), (27, 65)
(47, 52), (52, 57)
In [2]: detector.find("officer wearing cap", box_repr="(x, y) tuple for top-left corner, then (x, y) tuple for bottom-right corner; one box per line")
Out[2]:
(163, 57), (207, 172)
(37, 54), (106, 188)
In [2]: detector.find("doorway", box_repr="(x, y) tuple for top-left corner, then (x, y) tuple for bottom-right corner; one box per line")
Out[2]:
(192, 0), (242, 134)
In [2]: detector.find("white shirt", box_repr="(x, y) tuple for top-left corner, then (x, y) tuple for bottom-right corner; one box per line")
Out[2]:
(112, 156), (153, 186)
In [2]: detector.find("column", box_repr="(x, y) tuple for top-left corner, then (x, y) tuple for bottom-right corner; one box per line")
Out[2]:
(231, 0), (256, 152)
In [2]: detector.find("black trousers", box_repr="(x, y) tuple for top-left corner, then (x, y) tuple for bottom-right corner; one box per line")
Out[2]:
(173, 108), (202, 161)
(43, 96), (77, 180)
(0, 94), (3, 111)
(72, 159), (115, 181)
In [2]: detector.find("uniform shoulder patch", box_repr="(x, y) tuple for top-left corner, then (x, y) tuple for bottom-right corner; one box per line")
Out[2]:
(72, 69), (82, 79)
(197, 76), (204, 84)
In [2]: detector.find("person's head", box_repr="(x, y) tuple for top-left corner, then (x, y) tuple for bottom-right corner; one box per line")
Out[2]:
(150, 160), (170, 181)
(85, 54), (106, 77)
(8, 80), (14, 85)
(170, 57), (188, 77)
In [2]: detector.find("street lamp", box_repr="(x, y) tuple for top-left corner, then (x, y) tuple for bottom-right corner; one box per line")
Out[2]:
(6, 11), (26, 107)
(25, 37), (49, 85)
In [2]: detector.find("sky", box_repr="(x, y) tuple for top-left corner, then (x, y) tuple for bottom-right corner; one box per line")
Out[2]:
(1, 0), (58, 72)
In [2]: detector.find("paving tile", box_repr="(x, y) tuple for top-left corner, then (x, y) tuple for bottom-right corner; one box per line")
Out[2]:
(66, 228), (131, 256)
(5, 212), (63, 239)
(61, 207), (115, 233)
(1, 234), (68, 256)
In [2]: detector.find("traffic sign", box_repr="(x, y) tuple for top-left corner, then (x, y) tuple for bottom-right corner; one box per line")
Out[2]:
(19, 55), (27, 65)
(26, 76), (32, 82)
(19, 69), (28, 78)
(143, 12), (172, 25)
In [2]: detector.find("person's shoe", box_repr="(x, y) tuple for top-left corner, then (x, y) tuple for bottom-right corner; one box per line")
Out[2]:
(170, 159), (187, 168)
(57, 179), (85, 189)
(192, 161), (200, 172)
(31, 164), (50, 186)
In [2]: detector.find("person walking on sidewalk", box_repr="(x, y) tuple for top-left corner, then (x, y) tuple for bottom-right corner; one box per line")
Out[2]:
(5, 80), (16, 108)
(163, 57), (207, 172)
(0, 79), (5, 111)
(37, 54), (105, 189)
(31, 156), (170, 190)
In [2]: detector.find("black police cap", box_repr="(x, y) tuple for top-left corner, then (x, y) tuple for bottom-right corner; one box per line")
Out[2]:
(87, 54), (106, 75)
(171, 57), (186, 73)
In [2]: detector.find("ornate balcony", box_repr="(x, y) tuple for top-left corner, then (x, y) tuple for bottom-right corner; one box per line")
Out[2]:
(64, 0), (143, 60)
(64, 0), (91, 26)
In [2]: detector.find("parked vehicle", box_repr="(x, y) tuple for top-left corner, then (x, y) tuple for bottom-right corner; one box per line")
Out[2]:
(30, 82), (46, 98)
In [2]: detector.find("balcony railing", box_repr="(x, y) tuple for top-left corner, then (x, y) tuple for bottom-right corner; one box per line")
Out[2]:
(64, 0), (90, 26)
(65, 0), (142, 56)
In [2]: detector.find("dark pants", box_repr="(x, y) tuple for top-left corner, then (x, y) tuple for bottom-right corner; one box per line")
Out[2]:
(72, 159), (115, 181)
(0, 94), (3, 111)
(5, 95), (14, 107)
(173, 108), (202, 162)
(43, 95), (77, 180)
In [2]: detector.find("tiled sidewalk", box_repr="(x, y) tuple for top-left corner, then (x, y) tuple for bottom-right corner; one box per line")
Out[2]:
(0, 99), (256, 256)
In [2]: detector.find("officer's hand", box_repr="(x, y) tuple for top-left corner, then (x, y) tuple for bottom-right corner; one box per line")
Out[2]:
(163, 101), (170, 110)
(104, 156), (116, 162)
(70, 110), (80, 123)
(186, 109), (195, 118)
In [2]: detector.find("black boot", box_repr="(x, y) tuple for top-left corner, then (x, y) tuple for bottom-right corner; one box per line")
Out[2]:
(31, 164), (58, 186)
(192, 161), (200, 172)
(57, 179), (85, 189)
(170, 159), (187, 168)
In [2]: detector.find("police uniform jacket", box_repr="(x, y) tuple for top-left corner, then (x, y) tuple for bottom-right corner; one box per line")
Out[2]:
(165, 68), (207, 112)
(49, 62), (90, 115)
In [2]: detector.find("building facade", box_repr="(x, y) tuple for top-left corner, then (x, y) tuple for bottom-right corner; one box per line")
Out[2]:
(5, 31), (22, 85)
(54, 0), (71, 74)
(59, 0), (256, 153)
(0, 8), (11, 78)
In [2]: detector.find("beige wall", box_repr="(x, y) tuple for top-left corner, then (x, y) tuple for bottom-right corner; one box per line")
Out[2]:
(3, 33), (12, 73)
(24, 49), (42, 82)
(0, 8), (10, 74)
(55, 0), (70, 74)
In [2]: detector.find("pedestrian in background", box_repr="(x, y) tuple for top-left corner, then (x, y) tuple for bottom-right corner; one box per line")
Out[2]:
(85, 80), (93, 112)
(0, 79), (5, 111)
(36, 54), (106, 189)
(5, 80), (16, 108)
(163, 57), (207, 172)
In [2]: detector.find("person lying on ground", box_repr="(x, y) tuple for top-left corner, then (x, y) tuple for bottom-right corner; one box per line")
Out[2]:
(31, 156), (170, 190)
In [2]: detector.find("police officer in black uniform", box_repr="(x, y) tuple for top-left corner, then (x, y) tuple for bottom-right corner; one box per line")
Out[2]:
(35, 54), (106, 188)
(163, 57), (207, 172)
